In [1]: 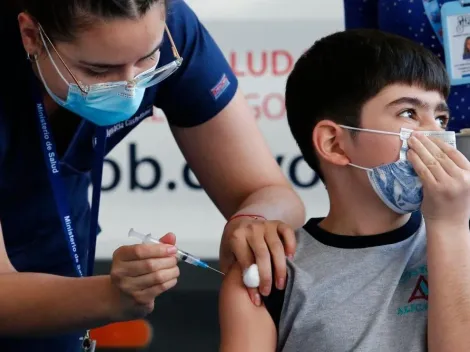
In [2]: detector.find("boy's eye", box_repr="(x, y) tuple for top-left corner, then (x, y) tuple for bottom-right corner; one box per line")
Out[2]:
(399, 109), (416, 119)
(436, 115), (449, 128)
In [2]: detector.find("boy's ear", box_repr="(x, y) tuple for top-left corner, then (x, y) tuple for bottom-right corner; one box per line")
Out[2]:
(313, 120), (351, 167)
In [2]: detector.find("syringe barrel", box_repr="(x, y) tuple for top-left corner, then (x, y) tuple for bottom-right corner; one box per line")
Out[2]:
(176, 250), (205, 267)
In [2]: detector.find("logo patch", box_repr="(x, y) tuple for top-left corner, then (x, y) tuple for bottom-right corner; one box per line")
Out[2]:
(211, 74), (230, 100)
(397, 267), (429, 316)
(408, 275), (428, 303)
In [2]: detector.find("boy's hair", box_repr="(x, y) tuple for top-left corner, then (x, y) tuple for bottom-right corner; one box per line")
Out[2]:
(286, 29), (450, 181)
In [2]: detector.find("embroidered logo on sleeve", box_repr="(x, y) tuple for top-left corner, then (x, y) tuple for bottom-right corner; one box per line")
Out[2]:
(211, 74), (231, 100)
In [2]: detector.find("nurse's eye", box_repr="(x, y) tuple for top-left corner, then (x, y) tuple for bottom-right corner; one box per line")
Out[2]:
(86, 69), (110, 78)
(398, 109), (417, 120)
(147, 50), (160, 62)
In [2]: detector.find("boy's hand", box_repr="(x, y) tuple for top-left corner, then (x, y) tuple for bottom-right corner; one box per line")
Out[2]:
(407, 133), (470, 226)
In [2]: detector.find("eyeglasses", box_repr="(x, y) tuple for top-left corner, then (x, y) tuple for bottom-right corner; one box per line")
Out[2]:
(38, 23), (183, 95)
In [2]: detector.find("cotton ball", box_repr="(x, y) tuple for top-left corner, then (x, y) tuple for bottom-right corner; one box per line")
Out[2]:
(243, 264), (260, 288)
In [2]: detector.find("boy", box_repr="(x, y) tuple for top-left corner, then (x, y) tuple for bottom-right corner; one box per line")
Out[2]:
(219, 29), (470, 352)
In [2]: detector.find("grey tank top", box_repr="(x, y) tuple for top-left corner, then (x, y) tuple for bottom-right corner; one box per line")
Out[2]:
(263, 212), (428, 352)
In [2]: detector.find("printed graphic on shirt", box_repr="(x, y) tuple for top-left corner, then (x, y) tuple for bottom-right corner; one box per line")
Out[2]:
(397, 265), (429, 316)
(408, 276), (429, 303)
(211, 74), (231, 100)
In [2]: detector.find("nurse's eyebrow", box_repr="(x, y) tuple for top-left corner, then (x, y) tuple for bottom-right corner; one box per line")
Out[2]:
(386, 97), (449, 112)
(78, 41), (163, 69)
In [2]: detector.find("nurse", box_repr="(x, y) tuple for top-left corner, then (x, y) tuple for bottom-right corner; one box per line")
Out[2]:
(0, 0), (305, 350)
(343, 0), (470, 132)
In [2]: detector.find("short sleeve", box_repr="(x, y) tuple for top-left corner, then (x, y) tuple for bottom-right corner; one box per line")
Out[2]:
(343, 0), (379, 29)
(154, 1), (239, 127)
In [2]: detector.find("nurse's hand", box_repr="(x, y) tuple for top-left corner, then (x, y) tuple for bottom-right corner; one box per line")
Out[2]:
(220, 217), (296, 306)
(109, 233), (180, 320)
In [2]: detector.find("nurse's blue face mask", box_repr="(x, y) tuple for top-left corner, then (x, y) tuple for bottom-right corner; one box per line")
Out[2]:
(34, 24), (183, 127)
(339, 125), (456, 214)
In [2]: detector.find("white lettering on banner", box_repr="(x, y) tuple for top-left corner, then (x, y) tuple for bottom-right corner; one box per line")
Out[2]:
(106, 107), (153, 138)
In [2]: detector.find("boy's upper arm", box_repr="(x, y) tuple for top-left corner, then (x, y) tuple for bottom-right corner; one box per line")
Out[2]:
(219, 264), (277, 352)
(343, 0), (379, 29)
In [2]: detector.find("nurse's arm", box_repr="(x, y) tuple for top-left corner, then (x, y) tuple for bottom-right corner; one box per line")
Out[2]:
(172, 86), (305, 224)
(0, 222), (118, 334)
(219, 263), (277, 352)
(171, 88), (305, 226)
(171, 88), (305, 293)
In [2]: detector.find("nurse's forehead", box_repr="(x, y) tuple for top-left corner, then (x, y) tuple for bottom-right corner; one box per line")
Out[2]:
(55, 5), (166, 66)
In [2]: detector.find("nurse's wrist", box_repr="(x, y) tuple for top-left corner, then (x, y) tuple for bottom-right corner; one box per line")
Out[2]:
(99, 275), (126, 323)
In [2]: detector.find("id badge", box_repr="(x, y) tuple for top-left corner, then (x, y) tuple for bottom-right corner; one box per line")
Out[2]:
(442, 1), (470, 85)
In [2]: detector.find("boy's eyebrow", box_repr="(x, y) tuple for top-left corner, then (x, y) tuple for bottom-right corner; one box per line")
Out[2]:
(386, 97), (449, 112)
(78, 41), (163, 69)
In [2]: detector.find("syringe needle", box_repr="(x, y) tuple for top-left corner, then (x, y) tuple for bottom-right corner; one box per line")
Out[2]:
(207, 266), (225, 275)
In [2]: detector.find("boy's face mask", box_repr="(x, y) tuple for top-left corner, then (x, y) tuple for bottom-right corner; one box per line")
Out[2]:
(339, 125), (456, 214)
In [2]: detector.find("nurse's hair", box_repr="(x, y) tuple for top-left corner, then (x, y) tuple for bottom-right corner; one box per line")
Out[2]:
(11, 0), (167, 42)
(286, 29), (450, 182)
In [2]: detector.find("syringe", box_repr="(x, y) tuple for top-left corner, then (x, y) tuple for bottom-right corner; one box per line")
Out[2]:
(128, 228), (225, 276)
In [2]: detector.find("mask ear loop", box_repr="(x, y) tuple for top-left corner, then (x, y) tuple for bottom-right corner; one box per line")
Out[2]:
(37, 30), (70, 87)
(29, 50), (68, 106)
(339, 125), (402, 171)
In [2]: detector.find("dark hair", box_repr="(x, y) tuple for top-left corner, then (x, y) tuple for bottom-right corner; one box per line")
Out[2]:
(12, 0), (167, 42)
(285, 29), (450, 181)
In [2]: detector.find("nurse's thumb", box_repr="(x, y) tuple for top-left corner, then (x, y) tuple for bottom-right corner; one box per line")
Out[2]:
(159, 232), (176, 246)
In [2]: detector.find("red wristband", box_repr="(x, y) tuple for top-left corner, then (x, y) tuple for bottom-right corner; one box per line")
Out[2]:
(227, 214), (267, 224)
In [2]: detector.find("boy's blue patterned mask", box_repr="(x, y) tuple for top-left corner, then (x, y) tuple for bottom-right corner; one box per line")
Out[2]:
(339, 125), (456, 214)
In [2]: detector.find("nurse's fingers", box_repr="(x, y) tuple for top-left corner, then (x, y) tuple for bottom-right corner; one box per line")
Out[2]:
(137, 279), (179, 302)
(246, 230), (272, 297)
(116, 256), (178, 277)
(228, 230), (261, 305)
(122, 266), (181, 291)
(114, 243), (177, 262)
(278, 223), (296, 260)
(265, 230), (287, 291)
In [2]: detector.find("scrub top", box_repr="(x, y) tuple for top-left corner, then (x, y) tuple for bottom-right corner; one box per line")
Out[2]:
(0, 1), (238, 351)
(343, 0), (470, 132)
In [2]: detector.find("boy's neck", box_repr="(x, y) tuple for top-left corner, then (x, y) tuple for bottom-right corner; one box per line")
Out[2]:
(319, 181), (411, 236)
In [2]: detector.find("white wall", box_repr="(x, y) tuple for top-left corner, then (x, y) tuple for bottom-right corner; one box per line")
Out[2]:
(186, 0), (343, 20)
(95, 0), (346, 259)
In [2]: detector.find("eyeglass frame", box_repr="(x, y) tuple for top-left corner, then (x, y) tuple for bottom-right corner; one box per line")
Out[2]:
(36, 22), (183, 96)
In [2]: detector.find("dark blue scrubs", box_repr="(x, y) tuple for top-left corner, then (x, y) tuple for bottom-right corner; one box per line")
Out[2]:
(0, 1), (238, 350)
